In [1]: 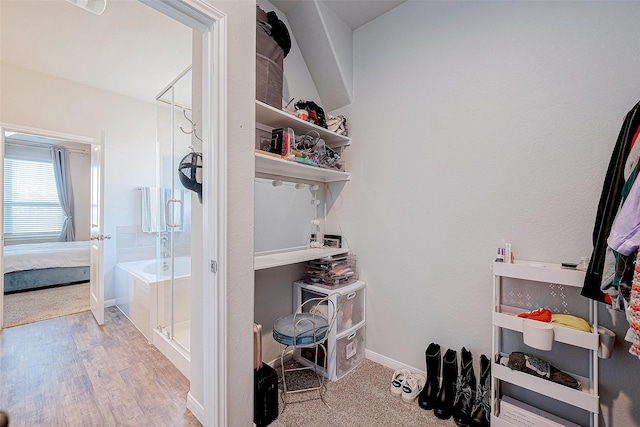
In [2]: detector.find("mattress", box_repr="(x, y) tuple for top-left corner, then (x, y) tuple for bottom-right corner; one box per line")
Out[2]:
(3, 241), (91, 274)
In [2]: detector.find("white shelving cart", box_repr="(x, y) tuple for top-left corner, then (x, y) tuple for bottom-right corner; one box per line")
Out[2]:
(491, 260), (600, 427)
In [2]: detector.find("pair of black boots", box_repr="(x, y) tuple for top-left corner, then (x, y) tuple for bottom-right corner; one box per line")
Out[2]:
(417, 343), (490, 427)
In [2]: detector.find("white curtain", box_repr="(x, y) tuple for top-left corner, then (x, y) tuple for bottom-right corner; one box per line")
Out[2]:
(52, 146), (75, 241)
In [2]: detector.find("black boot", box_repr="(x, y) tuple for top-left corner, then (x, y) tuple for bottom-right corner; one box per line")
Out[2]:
(470, 354), (491, 427)
(418, 343), (440, 410)
(434, 349), (458, 420)
(452, 347), (476, 427)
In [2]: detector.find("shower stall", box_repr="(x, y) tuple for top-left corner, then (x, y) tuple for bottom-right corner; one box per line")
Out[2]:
(153, 66), (195, 374)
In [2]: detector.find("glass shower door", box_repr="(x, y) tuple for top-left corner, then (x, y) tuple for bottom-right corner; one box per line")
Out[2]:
(155, 67), (193, 354)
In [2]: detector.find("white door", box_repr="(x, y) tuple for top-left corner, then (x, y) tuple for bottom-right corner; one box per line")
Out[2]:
(89, 139), (105, 325)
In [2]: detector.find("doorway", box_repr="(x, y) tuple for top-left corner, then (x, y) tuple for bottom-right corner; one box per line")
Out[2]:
(1, 130), (93, 328)
(0, 125), (103, 329)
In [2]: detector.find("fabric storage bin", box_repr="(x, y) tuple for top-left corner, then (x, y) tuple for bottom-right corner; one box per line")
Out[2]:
(335, 323), (366, 380)
(256, 7), (284, 109)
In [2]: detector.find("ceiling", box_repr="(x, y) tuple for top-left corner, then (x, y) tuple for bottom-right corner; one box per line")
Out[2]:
(0, 0), (192, 103)
(0, 0), (404, 105)
(271, 0), (407, 31)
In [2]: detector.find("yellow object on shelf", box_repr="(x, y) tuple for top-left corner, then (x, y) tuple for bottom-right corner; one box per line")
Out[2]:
(550, 314), (592, 333)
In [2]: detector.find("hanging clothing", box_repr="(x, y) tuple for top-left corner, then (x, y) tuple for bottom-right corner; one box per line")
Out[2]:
(598, 161), (640, 309)
(608, 172), (640, 256)
(582, 100), (640, 303)
(627, 250), (640, 358)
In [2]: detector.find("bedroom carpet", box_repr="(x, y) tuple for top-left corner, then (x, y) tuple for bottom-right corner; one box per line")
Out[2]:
(3, 282), (90, 328)
(270, 358), (457, 427)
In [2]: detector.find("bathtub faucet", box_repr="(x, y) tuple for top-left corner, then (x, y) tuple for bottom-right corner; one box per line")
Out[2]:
(162, 251), (170, 258)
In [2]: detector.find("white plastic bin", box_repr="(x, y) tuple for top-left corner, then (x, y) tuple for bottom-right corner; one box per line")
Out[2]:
(335, 323), (366, 380)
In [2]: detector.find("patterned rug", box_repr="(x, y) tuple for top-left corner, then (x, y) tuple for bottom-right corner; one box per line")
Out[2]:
(3, 282), (90, 328)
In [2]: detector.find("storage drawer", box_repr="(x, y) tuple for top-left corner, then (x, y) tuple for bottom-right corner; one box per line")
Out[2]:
(335, 286), (365, 335)
(335, 324), (366, 380)
(297, 280), (365, 336)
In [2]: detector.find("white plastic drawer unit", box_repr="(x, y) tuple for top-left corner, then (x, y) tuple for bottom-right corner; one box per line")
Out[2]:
(295, 280), (366, 335)
(293, 280), (366, 381)
(335, 323), (366, 380)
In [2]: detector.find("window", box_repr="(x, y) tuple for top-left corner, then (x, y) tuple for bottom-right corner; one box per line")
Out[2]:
(4, 157), (64, 239)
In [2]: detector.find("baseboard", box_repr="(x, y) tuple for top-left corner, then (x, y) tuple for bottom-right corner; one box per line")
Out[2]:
(365, 349), (426, 377)
(187, 391), (205, 424)
(265, 349), (293, 368)
(104, 299), (116, 308)
(270, 347), (425, 376)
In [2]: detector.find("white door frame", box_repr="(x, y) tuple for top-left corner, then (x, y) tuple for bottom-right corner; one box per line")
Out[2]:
(140, 1), (228, 426)
(0, 123), (97, 330)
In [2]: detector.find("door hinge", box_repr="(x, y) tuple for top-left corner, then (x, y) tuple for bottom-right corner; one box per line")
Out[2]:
(211, 260), (218, 274)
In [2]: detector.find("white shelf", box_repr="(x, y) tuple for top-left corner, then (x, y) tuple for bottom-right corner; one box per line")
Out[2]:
(255, 151), (351, 183)
(254, 247), (350, 270)
(492, 361), (599, 413)
(256, 100), (351, 149)
(492, 260), (586, 288)
(493, 306), (599, 350)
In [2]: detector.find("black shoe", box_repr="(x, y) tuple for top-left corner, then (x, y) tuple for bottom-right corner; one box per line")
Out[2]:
(470, 354), (491, 427)
(418, 343), (440, 410)
(452, 347), (476, 427)
(434, 349), (458, 420)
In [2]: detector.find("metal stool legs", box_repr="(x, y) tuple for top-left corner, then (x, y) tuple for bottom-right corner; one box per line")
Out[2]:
(279, 343), (331, 411)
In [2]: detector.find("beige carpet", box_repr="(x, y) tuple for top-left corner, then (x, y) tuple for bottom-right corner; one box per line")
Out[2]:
(3, 282), (90, 328)
(270, 358), (458, 427)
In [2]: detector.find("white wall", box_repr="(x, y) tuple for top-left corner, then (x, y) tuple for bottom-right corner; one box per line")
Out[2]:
(0, 62), (157, 302)
(207, 1), (256, 426)
(334, 2), (640, 426)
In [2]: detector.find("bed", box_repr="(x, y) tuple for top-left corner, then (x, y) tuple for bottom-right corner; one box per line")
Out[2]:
(3, 241), (91, 293)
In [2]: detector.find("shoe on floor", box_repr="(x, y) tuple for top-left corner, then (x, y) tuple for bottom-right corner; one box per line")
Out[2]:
(402, 373), (427, 403)
(390, 369), (412, 397)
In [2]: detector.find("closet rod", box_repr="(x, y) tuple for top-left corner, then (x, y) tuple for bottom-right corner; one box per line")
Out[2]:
(4, 139), (88, 155)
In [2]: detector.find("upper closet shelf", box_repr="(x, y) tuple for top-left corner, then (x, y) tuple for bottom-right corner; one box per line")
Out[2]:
(255, 247), (350, 270)
(256, 100), (352, 149)
(255, 151), (351, 183)
(492, 260), (585, 288)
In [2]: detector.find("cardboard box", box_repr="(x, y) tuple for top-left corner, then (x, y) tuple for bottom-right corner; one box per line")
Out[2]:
(498, 396), (581, 427)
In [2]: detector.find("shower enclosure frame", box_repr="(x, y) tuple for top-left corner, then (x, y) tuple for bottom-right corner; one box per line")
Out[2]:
(155, 65), (193, 356)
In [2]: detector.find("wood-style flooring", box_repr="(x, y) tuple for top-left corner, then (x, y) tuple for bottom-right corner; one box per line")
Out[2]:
(0, 307), (201, 427)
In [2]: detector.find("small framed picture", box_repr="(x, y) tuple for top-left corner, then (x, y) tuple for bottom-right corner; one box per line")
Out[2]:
(323, 234), (342, 248)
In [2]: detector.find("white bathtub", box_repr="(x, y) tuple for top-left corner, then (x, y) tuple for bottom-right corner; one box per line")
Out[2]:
(119, 257), (191, 284)
(115, 257), (191, 378)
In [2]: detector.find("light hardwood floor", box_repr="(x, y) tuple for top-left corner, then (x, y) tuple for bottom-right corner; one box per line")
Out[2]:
(0, 307), (201, 427)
